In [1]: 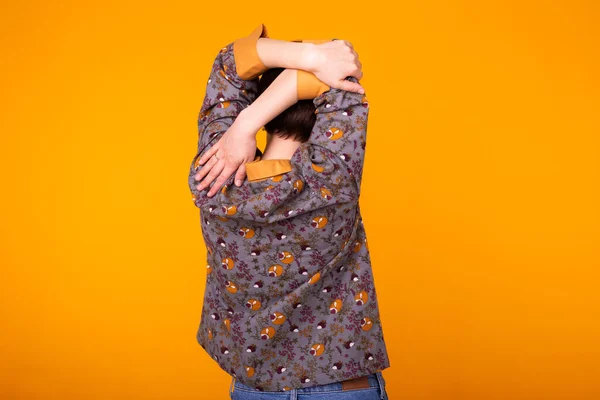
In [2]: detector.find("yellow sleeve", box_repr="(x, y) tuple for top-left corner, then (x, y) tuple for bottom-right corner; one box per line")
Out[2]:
(233, 23), (270, 80)
(297, 39), (331, 100)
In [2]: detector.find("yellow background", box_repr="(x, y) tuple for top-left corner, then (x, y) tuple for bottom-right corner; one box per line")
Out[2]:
(1, 1), (599, 399)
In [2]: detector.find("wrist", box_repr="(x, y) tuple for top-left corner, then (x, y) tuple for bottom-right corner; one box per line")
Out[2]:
(236, 107), (263, 137)
(299, 42), (320, 72)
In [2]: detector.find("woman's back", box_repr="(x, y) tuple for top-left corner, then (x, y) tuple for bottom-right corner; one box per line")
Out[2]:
(190, 84), (391, 391)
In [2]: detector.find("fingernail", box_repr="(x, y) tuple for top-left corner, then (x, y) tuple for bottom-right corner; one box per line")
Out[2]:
(359, 88), (365, 94)
(235, 180), (241, 186)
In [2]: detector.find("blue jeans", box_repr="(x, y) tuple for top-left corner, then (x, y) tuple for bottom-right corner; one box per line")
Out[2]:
(230, 371), (389, 400)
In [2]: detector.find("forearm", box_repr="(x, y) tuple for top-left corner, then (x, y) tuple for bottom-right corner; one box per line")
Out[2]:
(256, 38), (317, 72)
(236, 68), (299, 135)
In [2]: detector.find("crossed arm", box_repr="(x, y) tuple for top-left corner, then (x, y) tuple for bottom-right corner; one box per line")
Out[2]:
(189, 24), (364, 198)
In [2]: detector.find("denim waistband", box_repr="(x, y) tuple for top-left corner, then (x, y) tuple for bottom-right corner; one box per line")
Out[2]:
(230, 371), (388, 399)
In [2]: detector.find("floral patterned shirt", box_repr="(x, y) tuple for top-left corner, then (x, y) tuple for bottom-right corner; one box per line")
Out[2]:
(187, 24), (391, 392)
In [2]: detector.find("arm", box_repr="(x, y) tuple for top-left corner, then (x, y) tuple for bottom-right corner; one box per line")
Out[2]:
(239, 73), (371, 192)
(194, 23), (364, 160)
(231, 24), (334, 98)
(237, 27), (315, 78)
(191, 32), (265, 168)
(232, 69), (308, 141)
(192, 24), (327, 162)
(305, 77), (370, 192)
(189, 24), (329, 202)
(191, 24), (365, 198)
(255, 36), (365, 95)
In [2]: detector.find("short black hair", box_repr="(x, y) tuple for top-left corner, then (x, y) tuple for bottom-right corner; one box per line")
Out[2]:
(257, 67), (317, 143)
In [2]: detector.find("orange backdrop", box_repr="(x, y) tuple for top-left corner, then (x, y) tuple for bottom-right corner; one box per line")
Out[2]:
(1, 1), (599, 399)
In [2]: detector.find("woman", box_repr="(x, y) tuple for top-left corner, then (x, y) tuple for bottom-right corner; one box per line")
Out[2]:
(188, 24), (391, 399)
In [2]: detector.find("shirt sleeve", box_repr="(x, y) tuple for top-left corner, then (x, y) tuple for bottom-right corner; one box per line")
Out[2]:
(189, 24), (269, 205)
(305, 77), (370, 191)
(193, 24), (268, 160)
(233, 23), (270, 80)
(297, 70), (330, 100)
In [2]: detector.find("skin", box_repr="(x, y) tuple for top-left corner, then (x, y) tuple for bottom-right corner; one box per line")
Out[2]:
(194, 39), (364, 197)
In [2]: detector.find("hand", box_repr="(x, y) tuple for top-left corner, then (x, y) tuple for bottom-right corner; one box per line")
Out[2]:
(307, 40), (365, 94)
(194, 110), (258, 197)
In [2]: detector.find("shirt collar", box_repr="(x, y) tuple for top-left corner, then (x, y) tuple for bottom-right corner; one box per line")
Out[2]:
(244, 148), (293, 182)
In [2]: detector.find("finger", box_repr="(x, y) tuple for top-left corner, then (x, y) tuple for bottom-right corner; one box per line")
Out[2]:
(194, 155), (218, 183)
(198, 161), (224, 193)
(197, 144), (219, 167)
(196, 158), (224, 192)
(194, 158), (214, 183)
(339, 79), (365, 94)
(234, 165), (247, 186)
(207, 164), (237, 197)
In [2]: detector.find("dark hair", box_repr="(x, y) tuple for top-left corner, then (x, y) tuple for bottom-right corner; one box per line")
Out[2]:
(257, 67), (317, 143)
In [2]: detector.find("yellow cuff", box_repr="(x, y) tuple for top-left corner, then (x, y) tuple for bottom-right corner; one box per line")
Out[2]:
(297, 70), (330, 100)
(233, 23), (270, 80)
(296, 39), (331, 100)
